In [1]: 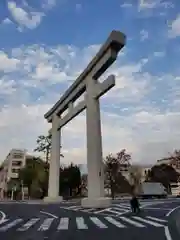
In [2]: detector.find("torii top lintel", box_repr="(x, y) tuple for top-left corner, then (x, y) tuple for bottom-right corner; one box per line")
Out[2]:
(44, 30), (126, 122)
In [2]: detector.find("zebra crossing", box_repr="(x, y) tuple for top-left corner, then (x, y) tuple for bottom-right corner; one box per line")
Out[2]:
(60, 202), (133, 216)
(0, 215), (167, 232)
(60, 200), (169, 216)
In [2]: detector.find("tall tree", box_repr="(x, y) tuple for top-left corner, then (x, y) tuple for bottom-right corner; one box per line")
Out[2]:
(19, 157), (49, 198)
(104, 151), (131, 199)
(146, 164), (180, 193)
(34, 134), (64, 163)
(19, 157), (38, 197)
(117, 149), (131, 166)
(60, 163), (81, 198)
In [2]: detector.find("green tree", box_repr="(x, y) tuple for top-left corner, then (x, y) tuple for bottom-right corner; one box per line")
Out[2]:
(34, 134), (64, 163)
(7, 178), (20, 199)
(146, 164), (180, 193)
(60, 163), (81, 199)
(19, 157), (49, 198)
(104, 150), (132, 199)
(19, 157), (38, 197)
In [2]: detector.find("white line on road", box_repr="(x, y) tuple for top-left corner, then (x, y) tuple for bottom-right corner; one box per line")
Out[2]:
(81, 208), (95, 212)
(0, 211), (7, 225)
(0, 219), (23, 231)
(40, 211), (58, 219)
(132, 216), (165, 227)
(107, 209), (129, 215)
(38, 218), (54, 231)
(143, 207), (172, 210)
(17, 218), (39, 231)
(113, 207), (127, 213)
(146, 216), (167, 223)
(119, 216), (145, 227)
(65, 206), (79, 210)
(93, 208), (111, 214)
(166, 206), (180, 217)
(105, 216), (126, 228)
(72, 207), (84, 211)
(165, 226), (172, 240)
(90, 217), (108, 228)
(76, 217), (88, 229)
(112, 204), (130, 210)
(57, 217), (69, 230)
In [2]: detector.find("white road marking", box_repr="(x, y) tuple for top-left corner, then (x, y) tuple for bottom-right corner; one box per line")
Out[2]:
(119, 216), (145, 227)
(0, 211), (7, 225)
(0, 219), (23, 231)
(90, 217), (108, 228)
(76, 217), (88, 229)
(40, 211), (58, 219)
(165, 226), (172, 240)
(144, 207), (172, 210)
(105, 209), (126, 215)
(166, 206), (180, 217)
(17, 218), (39, 231)
(113, 207), (128, 213)
(57, 217), (69, 230)
(113, 204), (130, 209)
(38, 218), (54, 231)
(81, 208), (95, 212)
(146, 216), (167, 223)
(65, 206), (79, 210)
(73, 207), (84, 211)
(132, 216), (165, 227)
(93, 208), (111, 214)
(105, 216), (126, 228)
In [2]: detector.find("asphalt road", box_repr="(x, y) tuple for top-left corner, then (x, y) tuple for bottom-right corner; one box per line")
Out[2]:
(0, 198), (179, 240)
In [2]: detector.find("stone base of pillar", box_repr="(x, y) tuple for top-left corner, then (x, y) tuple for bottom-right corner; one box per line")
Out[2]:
(81, 197), (111, 208)
(43, 196), (63, 203)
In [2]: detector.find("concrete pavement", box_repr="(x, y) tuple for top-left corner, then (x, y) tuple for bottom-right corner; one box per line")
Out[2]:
(0, 198), (179, 240)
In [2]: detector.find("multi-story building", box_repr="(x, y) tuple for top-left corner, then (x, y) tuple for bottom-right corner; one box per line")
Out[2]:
(0, 149), (33, 199)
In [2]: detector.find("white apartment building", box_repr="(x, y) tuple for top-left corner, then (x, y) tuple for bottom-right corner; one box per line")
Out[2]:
(0, 149), (32, 199)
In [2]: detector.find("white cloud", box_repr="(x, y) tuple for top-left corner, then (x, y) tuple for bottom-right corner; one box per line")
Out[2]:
(153, 51), (165, 57)
(0, 78), (16, 95)
(138, 0), (174, 11)
(8, 1), (44, 30)
(140, 29), (149, 41)
(168, 15), (180, 38)
(42, 0), (56, 9)
(0, 51), (20, 72)
(2, 18), (12, 24)
(139, 0), (160, 10)
(0, 43), (179, 167)
(120, 3), (133, 8)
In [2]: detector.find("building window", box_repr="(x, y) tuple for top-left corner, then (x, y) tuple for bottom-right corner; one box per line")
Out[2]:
(12, 161), (22, 166)
(11, 168), (20, 173)
(13, 153), (24, 159)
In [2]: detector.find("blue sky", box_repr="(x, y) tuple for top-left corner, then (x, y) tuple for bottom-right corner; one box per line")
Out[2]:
(0, 0), (180, 165)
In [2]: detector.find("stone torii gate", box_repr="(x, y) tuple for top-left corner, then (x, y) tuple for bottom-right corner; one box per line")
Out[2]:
(44, 30), (126, 208)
